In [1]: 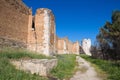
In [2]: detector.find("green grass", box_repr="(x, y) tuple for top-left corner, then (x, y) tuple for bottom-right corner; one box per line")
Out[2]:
(0, 48), (78, 80)
(50, 54), (77, 80)
(0, 48), (51, 59)
(0, 48), (52, 80)
(80, 54), (120, 80)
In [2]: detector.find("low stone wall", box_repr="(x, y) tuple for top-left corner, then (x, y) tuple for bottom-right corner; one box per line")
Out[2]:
(11, 59), (58, 76)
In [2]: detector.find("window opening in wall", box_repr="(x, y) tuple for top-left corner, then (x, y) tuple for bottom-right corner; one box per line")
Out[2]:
(32, 20), (35, 30)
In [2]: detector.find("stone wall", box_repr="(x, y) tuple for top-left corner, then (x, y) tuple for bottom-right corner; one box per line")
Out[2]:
(57, 38), (67, 54)
(27, 8), (56, 56)
(67, 39), (73, 54)
(0, 0), (31, 43)
(11, 59), (58, 76)
(0, 0), (80, 56)
(56, 37), (80, 54)
(0, 37), (26, 48)
(72, 41), (80, 55)
(49, 12), (56, 55)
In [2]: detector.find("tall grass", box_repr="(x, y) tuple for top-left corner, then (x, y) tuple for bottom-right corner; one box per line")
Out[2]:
(0, 48), (52, 80)
(50, 54), (77, 80)
(80, 54), (120, 80)
(0, 48), (78, 80)
(0, 48), (51, 59)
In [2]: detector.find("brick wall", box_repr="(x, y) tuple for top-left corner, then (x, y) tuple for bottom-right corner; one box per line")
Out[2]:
(27, 8), (56, 56)
(0, 0), (80, 55)
(0, 0), (30, 43)
(56, 37), (80, 54)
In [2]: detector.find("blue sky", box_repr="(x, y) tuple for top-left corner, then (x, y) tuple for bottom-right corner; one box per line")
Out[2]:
(23, 0), (120, 45)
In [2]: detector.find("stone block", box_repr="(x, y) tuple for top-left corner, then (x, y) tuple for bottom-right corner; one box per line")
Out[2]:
(11, 59), (58, 76)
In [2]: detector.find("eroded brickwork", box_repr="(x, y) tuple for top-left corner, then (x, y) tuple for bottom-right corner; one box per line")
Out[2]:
(0, 0), (80, 56)
(56, 38), (67, 54)
(72, 41), (80, 55)
(0, 0), (30, 44)
(56, 37), (80, 54)
(27, 8), (56, 56)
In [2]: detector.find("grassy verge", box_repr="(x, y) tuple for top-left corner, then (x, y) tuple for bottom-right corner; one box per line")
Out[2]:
(80, 54), (120, 80)
(0, 48), (51, 59)
(50, 54), (77, 80)
(0, 48), (78, 80)
(0, 48), (52, 80)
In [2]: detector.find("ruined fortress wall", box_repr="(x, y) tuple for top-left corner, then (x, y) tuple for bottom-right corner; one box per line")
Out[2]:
(56, 38), (80, 54)
(82, 39), (91, 56)
(0, 0), (30, 44)
(27, 9), (47, 55)
(55, 35), (58, 53)
(67, 40), (73, 54)
(63, 38), (69, 53)
(57, 38), (66, 54)
(72, 41), (80, 55)
(49, 13), (56, 54)
(57, 37), (70, 54)
(27, 8), (56, 56)
(0, 0), (80, 55)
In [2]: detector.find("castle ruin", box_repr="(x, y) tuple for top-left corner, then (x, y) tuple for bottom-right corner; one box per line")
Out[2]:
(0, 0), (80, 56)
(82, 39), (92, 56)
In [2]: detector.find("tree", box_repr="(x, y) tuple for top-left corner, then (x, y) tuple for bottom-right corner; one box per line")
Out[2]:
(96, 10), (120, 60)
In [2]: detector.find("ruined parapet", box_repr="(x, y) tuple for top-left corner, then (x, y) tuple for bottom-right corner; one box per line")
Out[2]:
(11, 59), (58, 76)
(27, 8), (56, 56)
(82, 39), (91, 56)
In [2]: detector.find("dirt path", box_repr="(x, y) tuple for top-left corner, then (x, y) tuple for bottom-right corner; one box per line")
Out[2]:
(70, 56), (101, 80)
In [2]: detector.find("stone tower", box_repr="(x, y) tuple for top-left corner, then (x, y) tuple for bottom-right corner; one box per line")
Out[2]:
(27, 8), (56, 56)
(0, 0), (80, 56)
(82, 39), (91, 56)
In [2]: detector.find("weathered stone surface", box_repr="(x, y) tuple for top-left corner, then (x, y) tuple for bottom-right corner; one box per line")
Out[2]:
(0, 37), (26, 48)
(56, 38), (67, 54)
(0, 0), (31, 43)
(4, 0), (30, 15)
(82, 39), (91, 56)
(0, 0), (80, 56)
(72, 41), (80, 55)
(56, 37), (80, 54)
(27, 8), (56, 56)
(11, 59), (58, 76)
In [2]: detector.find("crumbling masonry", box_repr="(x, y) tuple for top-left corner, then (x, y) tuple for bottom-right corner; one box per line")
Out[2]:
(0, 0), (80, 56)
